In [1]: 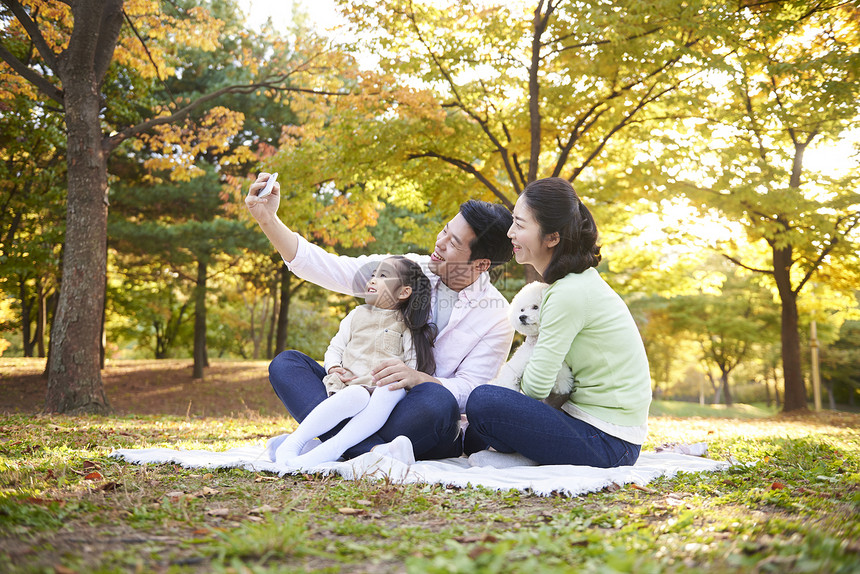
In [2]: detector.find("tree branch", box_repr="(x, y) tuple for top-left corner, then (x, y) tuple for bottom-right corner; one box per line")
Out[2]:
(0, 42), (64, 104)
(105, 81), (345, 152)
(546, 26), (664, 58)
(407, 151), (514, 209)
(722, 254), (773, 275)
(93, 0), (124, 81)
(2, 0), (60, 71)
(122, 8), (177, 106)
(794, 212), (860, 295)
(403, 0), (522, 191)
(527, 0), (555, 182)
(554, 40), (700, 179)
(569, 74), (686, 181)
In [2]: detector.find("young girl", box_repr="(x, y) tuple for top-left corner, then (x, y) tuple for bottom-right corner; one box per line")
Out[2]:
(274, 256), (436, 468)
(465, 177), (651, 468)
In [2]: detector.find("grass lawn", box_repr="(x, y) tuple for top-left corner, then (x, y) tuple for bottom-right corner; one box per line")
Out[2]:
(1, 358), (858, 573)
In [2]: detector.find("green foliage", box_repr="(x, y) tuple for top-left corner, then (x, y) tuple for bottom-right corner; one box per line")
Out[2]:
(0, 90), (67, 355)
(636, 1), (860, 408)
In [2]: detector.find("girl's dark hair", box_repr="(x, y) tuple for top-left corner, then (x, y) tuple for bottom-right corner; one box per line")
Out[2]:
(521, 177), (601, 284)
(388, 256), (437, 375)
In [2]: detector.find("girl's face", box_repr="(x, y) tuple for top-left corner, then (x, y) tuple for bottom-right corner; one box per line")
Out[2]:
(508, 195), (558, 276)
(365, 261), (412, 309)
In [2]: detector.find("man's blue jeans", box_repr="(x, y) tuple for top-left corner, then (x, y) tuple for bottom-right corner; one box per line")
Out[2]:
(268, 350), (463, 460)
(465, 385), (641, 467)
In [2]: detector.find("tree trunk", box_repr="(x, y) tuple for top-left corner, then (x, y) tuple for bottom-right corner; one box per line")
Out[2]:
(274, 265), (291, 356)
(193, 258), (208, 379)
(721, 370), (733, 407)
(266, 276), (278, 359)
(763, 375), (772, 407)
(44, 95), (111, 412)
(154, 320), (168, 359)
(20, 278), (34, 357)
(825, 381), (835, 410)
(773, 245), (807, 412)
(44, 0), (123, 414)
(705, 370), (721, 404)
(36, 282), (47, 357)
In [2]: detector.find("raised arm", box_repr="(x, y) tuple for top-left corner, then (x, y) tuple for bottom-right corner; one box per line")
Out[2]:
(245, 173), (299, 262)
(246, 173), (390, 296)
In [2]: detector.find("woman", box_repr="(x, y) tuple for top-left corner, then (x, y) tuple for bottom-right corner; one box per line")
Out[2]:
(465, 177), (651, 468)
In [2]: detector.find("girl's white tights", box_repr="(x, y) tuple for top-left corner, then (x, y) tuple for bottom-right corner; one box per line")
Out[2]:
(275, 385), (406, 468)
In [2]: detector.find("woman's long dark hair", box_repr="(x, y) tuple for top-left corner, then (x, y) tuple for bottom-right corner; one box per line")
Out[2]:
(521, 177), (601, 284)
(388, 256), (437, 375)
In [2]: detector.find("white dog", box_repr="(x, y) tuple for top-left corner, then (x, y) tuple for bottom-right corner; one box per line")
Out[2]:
(490, 281), (574, 408)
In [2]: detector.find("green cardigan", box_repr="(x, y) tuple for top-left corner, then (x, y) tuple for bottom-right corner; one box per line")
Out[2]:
(521, 268), (652, 440)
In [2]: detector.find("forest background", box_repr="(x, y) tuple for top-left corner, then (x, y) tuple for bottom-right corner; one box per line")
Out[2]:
(1, 0), (858, 415)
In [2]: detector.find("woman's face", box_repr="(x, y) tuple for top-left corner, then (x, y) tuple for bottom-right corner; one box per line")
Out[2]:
(508, 195), (556, 275)
(365, 260), (410, 309)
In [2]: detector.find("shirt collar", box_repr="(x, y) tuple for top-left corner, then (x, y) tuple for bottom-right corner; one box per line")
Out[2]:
(431, 271), (491, 302)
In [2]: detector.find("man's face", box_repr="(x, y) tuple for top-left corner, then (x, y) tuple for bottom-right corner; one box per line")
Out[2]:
(428, 213), (482, 290)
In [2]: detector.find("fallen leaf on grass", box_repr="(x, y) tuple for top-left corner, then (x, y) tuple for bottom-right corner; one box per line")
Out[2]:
(605, 482), (622, 492)
(100, 481), (120, 492)
(193, 487), (219, 497)
(83, 471), (104, 481)
(455, 534), (499, 544)
(356, 499), (373, 506)
(249, 504), (278, 515)
(631, 484), (656, 493)
(770, 482), (785, 490)
(206, 508), (231, 516)
(82, 460), (100, 470)
(164, 491), (186, 498)
(338, 507), (366, 516)
(254, 475), (278, 483)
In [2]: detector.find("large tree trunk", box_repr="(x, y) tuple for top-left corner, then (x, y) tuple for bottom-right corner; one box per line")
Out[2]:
(44, 0), (124, 414)
(192, 258), (208, 379)
(45, 69), (111, 414)
(773, 246), (807, 412)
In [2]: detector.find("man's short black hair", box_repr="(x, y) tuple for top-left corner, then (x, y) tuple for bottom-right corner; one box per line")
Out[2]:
(459, 199), (514, 270)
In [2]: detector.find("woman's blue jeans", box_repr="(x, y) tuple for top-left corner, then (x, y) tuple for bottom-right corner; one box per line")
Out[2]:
(465, 385), (641, 468)
(268, 350), (463, 460)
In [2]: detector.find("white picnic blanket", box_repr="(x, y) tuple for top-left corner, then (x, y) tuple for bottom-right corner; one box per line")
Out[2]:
(111, 443), (729, 497)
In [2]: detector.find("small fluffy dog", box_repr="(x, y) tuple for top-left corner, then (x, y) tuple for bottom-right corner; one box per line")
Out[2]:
(490, 281), (574, 408)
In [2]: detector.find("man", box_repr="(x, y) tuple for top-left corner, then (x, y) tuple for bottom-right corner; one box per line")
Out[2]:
(246, 173), (514, 460)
